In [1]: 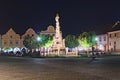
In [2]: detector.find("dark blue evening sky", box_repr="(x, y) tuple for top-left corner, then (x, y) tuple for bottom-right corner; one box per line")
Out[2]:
(0, 0), (120, 37)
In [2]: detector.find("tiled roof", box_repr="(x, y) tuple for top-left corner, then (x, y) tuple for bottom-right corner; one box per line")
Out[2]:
(90, 24), (113, 35)
(109, 21), (120, 32)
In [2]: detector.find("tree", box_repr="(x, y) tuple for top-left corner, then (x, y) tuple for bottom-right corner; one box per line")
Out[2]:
(78, 31), (96, 48)
(38, 35), (53, 48)
(78, 32), (90, 48)
(44, 36), (53, 48)
(88, 31), (96, 46)
(78, 31), (96, 56)
(65, 35), (79, 48)
(23, 35), (38, 51)
(37, 35), (53, 55)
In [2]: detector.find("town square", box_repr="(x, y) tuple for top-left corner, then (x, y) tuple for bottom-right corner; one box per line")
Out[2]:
(0, 0), (120, 80)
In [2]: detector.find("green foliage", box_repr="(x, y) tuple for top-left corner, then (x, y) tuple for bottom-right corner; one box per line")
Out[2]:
(23, 35), (38, 50)
(78, 31), (96, 48)
(38, 35), (53, 48)
(23, 34), (53, 51)
(65, 35), (79, 48)
(78, 32), (89, 48)
(88, 31), (96, 46)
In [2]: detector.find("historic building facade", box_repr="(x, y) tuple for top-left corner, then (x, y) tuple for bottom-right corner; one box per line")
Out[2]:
(96, 34), (108, 52)
(40, 14), (65, 56)
(0, 28), (38, 53)
(0, 14), (66, 56)
(95, 21), (120, 53)
(21, 28), (38, 47)
(40, 25), (55, 36)
(1, 28), (21, 52)
(1, 14), (120, 55)
(108, 30), (120, 52)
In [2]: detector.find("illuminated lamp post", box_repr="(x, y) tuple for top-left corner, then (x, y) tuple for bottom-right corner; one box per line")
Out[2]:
(37, 36), (41, 55)
(95, 37), (98, 49)
(91, 37), (98, 57)
(37, 37), (41, 42)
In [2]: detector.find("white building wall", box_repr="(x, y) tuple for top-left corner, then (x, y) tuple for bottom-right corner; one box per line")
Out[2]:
(96, 34), (108, 51)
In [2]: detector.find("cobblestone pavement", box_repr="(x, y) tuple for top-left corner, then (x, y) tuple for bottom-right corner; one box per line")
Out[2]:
(0, 56), (120, 80)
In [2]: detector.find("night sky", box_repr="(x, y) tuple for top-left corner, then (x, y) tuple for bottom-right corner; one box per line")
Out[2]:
(0, 0), (120, 37)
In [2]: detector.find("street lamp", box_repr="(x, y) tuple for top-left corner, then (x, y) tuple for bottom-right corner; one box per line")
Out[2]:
(95, 37), (98, 50)
(36, 36), (41, 56)
(95, 37), (98, 41)
(37, 37), (41, 42)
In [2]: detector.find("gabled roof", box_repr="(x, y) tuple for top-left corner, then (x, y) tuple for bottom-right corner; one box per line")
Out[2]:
(91, 21), (120, 35)
(109, 21), (120, 32)
(7, 28), (16, 34)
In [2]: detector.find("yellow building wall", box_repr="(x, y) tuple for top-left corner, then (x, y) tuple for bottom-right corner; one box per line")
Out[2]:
(2, 28), (21, 49)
